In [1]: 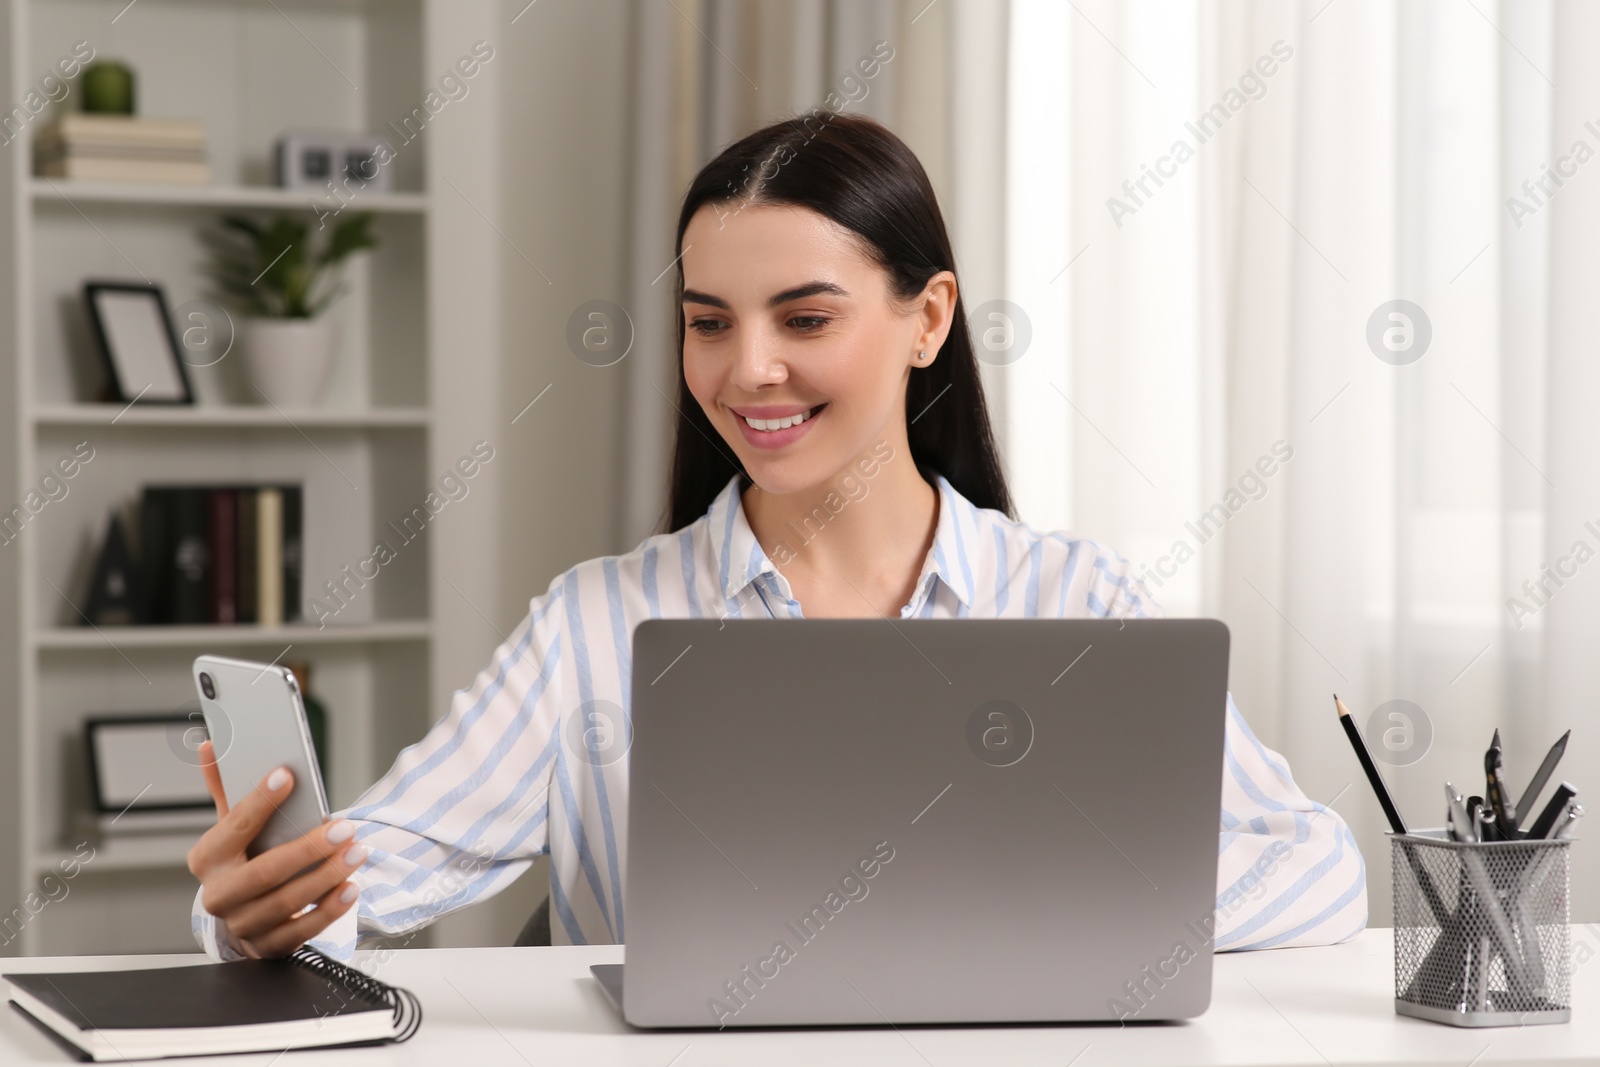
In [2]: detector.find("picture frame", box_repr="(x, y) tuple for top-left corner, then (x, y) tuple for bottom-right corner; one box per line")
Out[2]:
(82, 280), (193, 405)
(83, 713), (215, 816)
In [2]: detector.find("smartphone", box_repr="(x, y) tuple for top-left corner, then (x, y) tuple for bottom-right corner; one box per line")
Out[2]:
(193, 654), (331, 857)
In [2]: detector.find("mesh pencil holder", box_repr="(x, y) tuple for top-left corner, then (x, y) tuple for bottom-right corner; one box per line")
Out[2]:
(1391, 830), (1572, 1027)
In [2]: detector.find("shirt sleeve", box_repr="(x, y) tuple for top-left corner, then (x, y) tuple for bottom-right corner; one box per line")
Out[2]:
(1212, 692), (1368, 950)
(190, 581), (567, 962)
(190, 885), (357, 962)
(1087, 544), (1158, 622)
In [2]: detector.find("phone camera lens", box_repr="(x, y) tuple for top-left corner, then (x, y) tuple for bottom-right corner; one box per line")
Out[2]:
(199, 672), (216, 700)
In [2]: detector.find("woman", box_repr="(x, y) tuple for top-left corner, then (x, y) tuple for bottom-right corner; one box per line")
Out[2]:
(188, 114), (1365, 961)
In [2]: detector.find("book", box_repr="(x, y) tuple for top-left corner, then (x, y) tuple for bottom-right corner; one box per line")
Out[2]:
(168, 489), (210, 625)
(33, 113), (210, 185)
(33, 114), (206, 148)
(257, 488), (285, 626)
(4, 946), (421, 1061)
(36, 156), (211, 184)
(135, 487), (173, 625)
(283, 486), (303, 622)
(136, 484), (302, 626)
(208, 489), (238, 625)
(237, 489), (258, 624)
(35, 142), (209, 165)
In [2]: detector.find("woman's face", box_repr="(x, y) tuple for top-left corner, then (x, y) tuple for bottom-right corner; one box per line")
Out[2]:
(679, 202), (930, 497)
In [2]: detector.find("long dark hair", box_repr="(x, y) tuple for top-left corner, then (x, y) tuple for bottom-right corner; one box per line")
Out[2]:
(661, 112), (1014, 533)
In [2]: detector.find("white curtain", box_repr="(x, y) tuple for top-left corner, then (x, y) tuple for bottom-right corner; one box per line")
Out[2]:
(612, 0), (1599, 925)
(1008, 0), (1598, 924)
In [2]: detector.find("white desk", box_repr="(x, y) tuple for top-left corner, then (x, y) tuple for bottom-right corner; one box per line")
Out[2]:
(3, 931), (1597, 1065)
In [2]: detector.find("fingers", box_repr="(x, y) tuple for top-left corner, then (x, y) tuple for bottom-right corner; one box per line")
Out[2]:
(203, 818), (364, 918)
(223, 827), (368, 938)
(188, 766), (294, 881)
(214, 766), (295, 852)
(237, 879), (361, 960)
(198, 740), (228, 818)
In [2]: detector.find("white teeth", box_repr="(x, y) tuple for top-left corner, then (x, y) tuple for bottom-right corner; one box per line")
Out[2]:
(743, 408), (813, 432)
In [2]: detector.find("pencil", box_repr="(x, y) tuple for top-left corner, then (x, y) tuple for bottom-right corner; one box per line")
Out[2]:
(1334, 694), (1408, 834)
(1514, 730), (1571, 818)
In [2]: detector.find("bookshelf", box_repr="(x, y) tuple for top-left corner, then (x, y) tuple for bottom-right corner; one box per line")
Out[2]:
(33, 404), (431, 428)
(0, 0), (505, 955)
(35, 620), (433, 651)
(29, 178), (430, 213)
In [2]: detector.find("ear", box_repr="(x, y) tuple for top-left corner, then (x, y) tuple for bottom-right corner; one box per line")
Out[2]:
(910, 271), (958, 367)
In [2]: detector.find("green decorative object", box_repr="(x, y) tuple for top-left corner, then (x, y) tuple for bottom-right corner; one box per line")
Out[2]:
(287, 661), (330, 796)
(202, 211), (379, 318)
(82, 61), (135, 115)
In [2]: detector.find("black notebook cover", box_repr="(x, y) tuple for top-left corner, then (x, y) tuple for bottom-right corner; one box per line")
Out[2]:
(6, 958), (384, 1032)
(4, 947), (420, 1061)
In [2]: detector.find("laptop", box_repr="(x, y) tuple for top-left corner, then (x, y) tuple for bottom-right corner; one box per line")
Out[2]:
(593, 617), (1230, 1028)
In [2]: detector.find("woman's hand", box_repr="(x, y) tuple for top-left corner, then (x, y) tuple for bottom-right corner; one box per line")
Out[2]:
(186, 739), (367, 958)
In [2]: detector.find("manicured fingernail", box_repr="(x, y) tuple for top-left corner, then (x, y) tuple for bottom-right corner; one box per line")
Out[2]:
(266, 767), (290, 791)
(340, 883), (359, 904)
(325, 820), (355, 844)
(343, 844), (369, 866)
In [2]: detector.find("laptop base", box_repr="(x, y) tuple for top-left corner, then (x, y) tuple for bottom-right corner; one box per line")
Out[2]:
(591, 964), (624, 1013)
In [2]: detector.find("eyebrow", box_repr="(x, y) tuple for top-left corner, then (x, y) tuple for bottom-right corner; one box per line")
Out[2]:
(681, 281), (850, 311)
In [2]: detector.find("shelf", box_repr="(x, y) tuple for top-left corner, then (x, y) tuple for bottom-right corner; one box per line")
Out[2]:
(33, 404), (430, 430)
(36, 620), (432, 651)
(7, 0), (457, 959)
(35, 833), (198, 875)
(30, 180), (428, 214)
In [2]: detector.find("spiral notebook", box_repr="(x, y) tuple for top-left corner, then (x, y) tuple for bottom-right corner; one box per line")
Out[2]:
(3, 947), (421, 1062)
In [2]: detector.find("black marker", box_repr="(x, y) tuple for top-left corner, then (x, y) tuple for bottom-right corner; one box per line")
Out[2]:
(1527, 782), (1578, 840)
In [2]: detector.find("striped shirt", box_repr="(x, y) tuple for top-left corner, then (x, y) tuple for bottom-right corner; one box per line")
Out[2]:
(194, 468), (1366, 959)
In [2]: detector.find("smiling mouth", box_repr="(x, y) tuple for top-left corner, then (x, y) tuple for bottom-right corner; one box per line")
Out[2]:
(739, 403), (827, 432)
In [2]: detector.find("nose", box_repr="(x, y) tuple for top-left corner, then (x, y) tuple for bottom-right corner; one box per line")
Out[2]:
(727, 323), (788, 392)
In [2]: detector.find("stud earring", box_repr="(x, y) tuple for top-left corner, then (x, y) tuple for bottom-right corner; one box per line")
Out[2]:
(917, 350), (927, 360)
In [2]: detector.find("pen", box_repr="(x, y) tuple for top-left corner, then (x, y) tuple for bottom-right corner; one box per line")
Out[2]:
(1526, 782), (1578, 839)
(1554, 802), (1584, 840)
(1455, 833), (1529, 993)
(1465, 795), (1484, 843)
(1485, 732), (1517, 838)
(1514, 730), (1571, 819)
(1445, 783), (1468, 841)
(1475, 806), (1497, 843)
(1335, 694), (1407, 834)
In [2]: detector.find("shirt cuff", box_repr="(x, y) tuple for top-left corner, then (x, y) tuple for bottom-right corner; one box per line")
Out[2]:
(190, 884), (247, 962)
(190, 883), (360, 962)
(304, 899), (360, 961)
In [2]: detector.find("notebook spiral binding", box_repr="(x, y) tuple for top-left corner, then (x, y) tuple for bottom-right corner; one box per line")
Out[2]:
(288, 946), (423, 1043)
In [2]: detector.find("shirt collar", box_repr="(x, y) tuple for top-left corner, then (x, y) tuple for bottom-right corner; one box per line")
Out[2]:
(922, 471), (976, 609)
(706, 473), (771, 602)
(704, 471), (977, 611)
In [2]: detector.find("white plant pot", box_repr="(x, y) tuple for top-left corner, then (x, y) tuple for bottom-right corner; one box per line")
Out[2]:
(240, 317), (338, 407)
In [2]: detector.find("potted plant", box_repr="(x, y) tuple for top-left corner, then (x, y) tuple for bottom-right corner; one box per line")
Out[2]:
(202, 212), (378, 406)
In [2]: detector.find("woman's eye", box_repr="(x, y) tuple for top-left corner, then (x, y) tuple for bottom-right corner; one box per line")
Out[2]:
(689, 319), (726, 336)
(789, 316), (829, 332)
